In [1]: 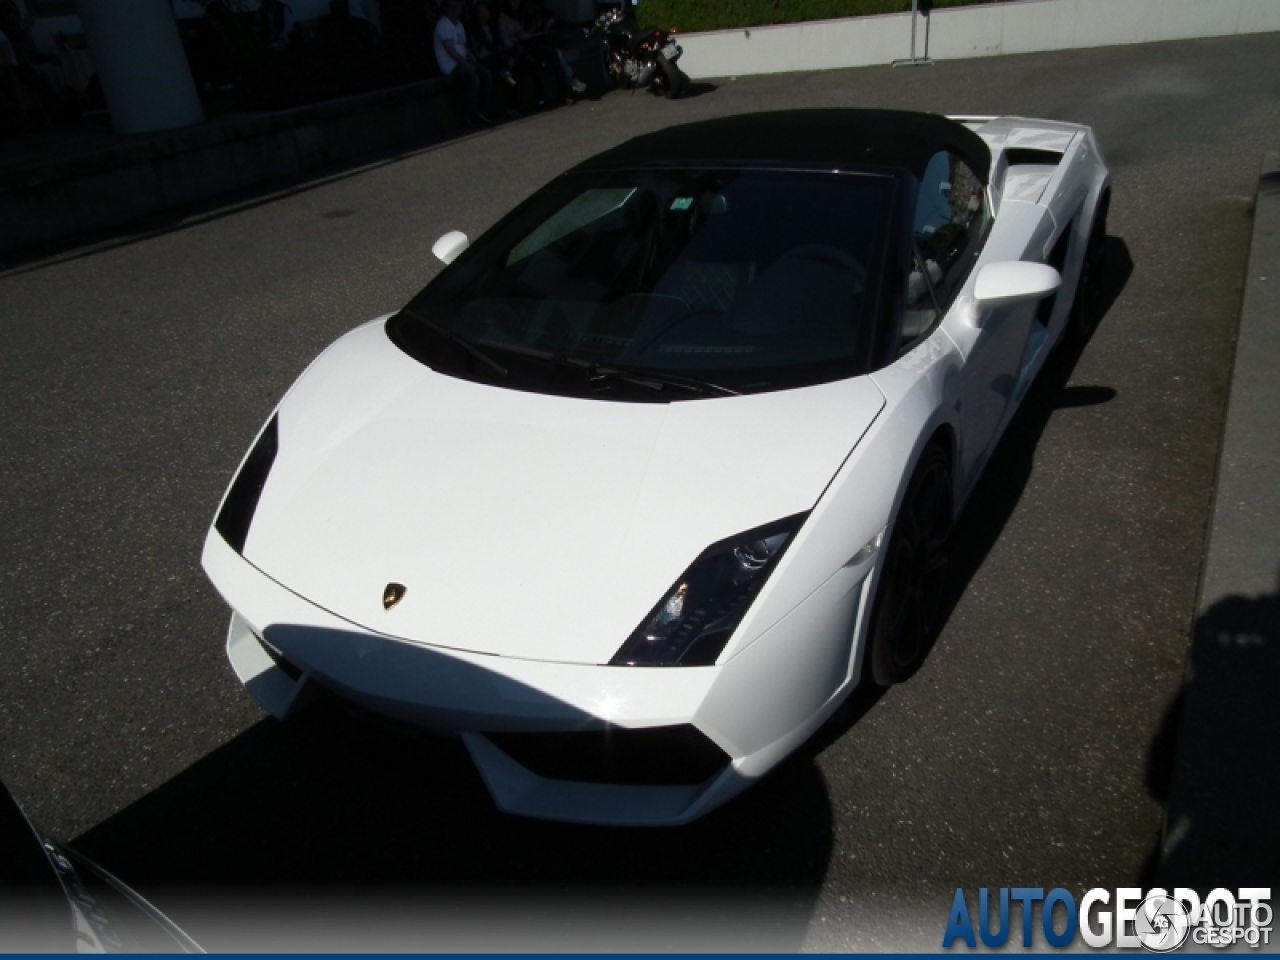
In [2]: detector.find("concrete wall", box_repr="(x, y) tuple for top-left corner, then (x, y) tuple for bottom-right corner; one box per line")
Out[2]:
(677, 0), (1280, 79)
(26, 1), (371, 54)
(172, 1), (343, 23)
(0, 78), (457, 255)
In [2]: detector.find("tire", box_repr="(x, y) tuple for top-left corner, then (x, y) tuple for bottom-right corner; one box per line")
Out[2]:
(603, 50), (622, 89)
(655, 55), (682, 99)
(1069, 191), (1110, 343)
(868, 444), (953, 687)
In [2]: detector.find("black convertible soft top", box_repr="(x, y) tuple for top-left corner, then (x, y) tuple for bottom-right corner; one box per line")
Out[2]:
(574, 109), (992, 184)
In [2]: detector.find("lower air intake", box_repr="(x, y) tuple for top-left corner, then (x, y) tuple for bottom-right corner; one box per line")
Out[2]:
(486, 725), (730, 786)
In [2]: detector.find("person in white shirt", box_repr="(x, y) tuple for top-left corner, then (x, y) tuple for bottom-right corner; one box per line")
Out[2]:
(434, 0), (492, 125)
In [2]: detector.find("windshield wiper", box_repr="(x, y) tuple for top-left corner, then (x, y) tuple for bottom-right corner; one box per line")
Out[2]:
(399, 306), (509, 379)
(569, 360), (740, 398)
(406, 331), (739, 399)
(495, 350), (740, 397)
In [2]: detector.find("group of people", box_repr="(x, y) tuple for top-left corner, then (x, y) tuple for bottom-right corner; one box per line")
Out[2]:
(433, 0), (586, 126)
(1, 0), (74, 125)
(3, 0), (587, 137)
(0, 0), (130, 134)
(185, 0), (382, 101)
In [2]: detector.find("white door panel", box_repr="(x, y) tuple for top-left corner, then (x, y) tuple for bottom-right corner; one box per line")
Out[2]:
(945, 298), (1038, 484)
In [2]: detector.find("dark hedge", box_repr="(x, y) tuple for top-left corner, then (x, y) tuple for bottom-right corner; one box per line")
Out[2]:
(639, 0), (995, 33)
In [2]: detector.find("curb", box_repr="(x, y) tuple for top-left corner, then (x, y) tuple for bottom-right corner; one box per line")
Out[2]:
(1156, 153), (1280, 886)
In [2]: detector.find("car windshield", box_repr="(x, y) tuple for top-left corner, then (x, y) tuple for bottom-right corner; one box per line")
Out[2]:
(391, 167), (895, 399)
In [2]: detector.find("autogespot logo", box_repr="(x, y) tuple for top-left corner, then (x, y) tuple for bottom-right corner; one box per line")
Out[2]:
(942, 886), (1272, 951)
(1135, 894), (1191, 953)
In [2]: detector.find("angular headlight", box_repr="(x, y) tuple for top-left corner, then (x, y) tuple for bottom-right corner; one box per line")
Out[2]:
(610, 513), (808, 667)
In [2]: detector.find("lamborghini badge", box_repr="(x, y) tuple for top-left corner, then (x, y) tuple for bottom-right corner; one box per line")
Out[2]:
(383, 583), (406, 610)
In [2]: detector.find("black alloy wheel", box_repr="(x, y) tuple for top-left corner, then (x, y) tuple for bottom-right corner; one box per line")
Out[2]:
(604, 49), (623, 87)
(868, 445), (953, 686)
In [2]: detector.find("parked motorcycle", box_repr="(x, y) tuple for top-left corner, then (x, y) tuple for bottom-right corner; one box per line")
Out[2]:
(591, 7), (688, 98)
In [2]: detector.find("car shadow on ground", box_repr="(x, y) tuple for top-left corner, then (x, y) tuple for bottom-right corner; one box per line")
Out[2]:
(74, 688), (831, 950)
(1140, 567), (1280, 889)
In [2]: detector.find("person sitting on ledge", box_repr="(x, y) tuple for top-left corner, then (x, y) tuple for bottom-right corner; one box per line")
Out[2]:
(470, 1), (516, 90)
(258, 0), (296, 50)
(434, 0), (493, 126)
(498, 0), (585, 102)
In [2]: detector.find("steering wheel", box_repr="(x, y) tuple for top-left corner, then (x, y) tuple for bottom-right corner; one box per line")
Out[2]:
(777, 244), (866, 289)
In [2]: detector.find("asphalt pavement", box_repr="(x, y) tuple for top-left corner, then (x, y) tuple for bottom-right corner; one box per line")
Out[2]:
(1, 31), (1278, 950)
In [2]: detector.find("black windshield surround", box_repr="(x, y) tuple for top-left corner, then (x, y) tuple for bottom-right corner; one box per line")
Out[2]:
(389, 166), (902, 401)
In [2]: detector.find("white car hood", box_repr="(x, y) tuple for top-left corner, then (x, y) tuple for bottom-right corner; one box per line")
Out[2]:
(243, 321), (885, 665)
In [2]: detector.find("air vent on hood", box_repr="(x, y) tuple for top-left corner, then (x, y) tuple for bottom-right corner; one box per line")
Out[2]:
(215, 415), (279, 554)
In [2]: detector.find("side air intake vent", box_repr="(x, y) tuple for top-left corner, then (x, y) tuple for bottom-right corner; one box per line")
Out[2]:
(1005, 148), (1063, 167)
(215, 415), (279, 554)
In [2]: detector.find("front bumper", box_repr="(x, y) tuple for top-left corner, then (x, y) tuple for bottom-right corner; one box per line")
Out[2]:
(203, 529), (875, 826)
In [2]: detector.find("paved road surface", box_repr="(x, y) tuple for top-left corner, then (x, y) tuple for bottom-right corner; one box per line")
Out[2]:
(2, 31), (1277, 950)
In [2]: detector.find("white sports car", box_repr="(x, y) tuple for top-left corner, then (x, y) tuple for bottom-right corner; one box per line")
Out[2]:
(203, 110), (1110, 826)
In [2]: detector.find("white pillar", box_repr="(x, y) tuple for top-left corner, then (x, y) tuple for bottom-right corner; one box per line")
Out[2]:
(76, 0), (204, 134)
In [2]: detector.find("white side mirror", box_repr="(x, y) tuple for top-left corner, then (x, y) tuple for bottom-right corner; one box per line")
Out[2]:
(974, 261), (1061, 310)
(432, 230), (470, 265)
